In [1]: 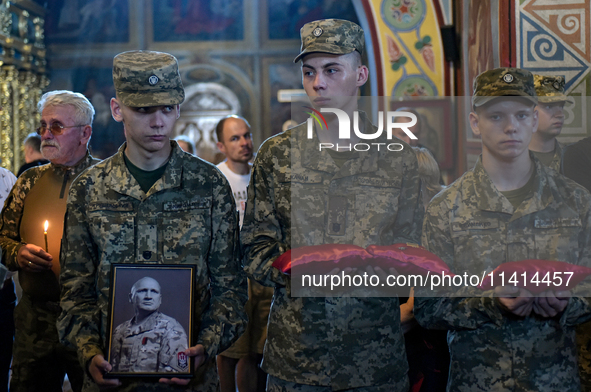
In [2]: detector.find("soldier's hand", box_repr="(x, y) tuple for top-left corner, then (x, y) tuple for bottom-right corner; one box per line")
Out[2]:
(88, 355), (121, 388)
(494, 285), (534, 317)
(17, 243), (52, 271)
(400, 287), (417, 334)
(533, 290), (570, 318)
(159, 344), (207, 385)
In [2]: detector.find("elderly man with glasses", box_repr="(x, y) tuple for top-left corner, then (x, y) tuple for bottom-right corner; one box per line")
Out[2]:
(0, 90), (100, 392)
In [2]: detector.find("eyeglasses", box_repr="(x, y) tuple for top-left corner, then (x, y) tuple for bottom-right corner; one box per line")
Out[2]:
(36, 122), (86, 136)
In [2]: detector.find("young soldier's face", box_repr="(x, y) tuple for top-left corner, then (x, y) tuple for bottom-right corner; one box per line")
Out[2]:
(536, 101), (565, 138)
(470, 97), (538, 162)
(301, 52), (368, 112)
(111, 99), (180, 154)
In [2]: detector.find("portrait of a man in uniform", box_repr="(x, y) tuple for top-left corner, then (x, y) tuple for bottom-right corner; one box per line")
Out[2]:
(109, 276), (189, 374)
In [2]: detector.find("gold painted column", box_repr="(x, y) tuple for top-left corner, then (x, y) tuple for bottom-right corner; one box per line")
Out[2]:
(0, 0), (48, 173)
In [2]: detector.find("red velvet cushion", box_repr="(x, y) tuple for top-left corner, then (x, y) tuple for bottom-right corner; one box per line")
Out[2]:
(365, 243), (452, 276)
(479, 259), (591, 294)
(271, 244), (370, 275)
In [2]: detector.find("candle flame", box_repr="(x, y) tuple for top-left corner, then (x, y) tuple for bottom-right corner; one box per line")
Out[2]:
(44, 220), (48, 233)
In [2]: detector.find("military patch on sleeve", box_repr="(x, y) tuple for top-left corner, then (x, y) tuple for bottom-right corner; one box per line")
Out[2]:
(177, 351), (188, 370)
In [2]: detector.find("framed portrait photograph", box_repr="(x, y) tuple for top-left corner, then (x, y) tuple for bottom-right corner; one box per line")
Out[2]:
(105, 264), (195, 378)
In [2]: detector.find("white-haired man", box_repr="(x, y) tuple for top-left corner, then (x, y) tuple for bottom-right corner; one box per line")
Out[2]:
(0, 90), (99, 392)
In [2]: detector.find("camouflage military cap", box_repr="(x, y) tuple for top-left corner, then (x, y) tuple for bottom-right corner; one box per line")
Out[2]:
(113, 50), (185, 107)
(472, 67), (538, 108)
(294, 19), (365, 63)
(534, 74), (574, 104)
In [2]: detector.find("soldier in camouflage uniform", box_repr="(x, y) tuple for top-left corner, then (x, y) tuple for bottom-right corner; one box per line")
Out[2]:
(414, 68), (591, 391)
(57, 50), (248, 392)
(110, 277), (188, 373)
(0, 90), (98, 392)
(241, 19), (423, 391)
(528, 74), (573, 173)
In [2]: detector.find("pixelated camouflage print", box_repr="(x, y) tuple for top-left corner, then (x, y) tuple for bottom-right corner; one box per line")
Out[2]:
(58, 142), (247, 391)
(110, 311), (188, 373)
(472, 67), (538, 108)
(241, 112), (424, 389)
(113, 50), (185, 107)
(534, 74), (574, 104)
(10, 294), (84, 392)
(578, 322), (591, 392)
(294, 19), (364, 63)
(414, 154), (591, 391)
(266, 374), (409, 391)
(0, 152), (97, 392)
(0, 152), (97, 272)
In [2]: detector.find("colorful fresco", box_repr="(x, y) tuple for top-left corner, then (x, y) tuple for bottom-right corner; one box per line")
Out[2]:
(516, 0), (590, 139)
(268, 0), (359, 40)
(516, 0), (590, 93)
(152, 0), (244, 42)
(44, 0), (129, 45)
(367, 0), (446, 97)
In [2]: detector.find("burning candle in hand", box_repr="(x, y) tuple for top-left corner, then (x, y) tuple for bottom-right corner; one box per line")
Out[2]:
(44, 220), (48, 252)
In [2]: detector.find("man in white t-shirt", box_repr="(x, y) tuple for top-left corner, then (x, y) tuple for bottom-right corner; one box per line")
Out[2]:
(215, 115), (271, 392)
(215, 116), (252, 227)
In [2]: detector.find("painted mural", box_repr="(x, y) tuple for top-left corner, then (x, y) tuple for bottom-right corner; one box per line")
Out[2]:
(516, 0), (590, 139)
(368, 0), (446, 97)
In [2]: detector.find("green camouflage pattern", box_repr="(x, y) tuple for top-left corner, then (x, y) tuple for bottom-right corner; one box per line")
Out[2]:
(550, 141), (564, 174)
(266, 374), (408, 392)
(113, 50), (185, 107)
(534, 74), (575, 104)
(241, 112), (423, 390)
(111, 311), (188, 373)
(10, 294), (84, 392)
(58, 142), (248, 391)
(0, 153), (97, 272)
(578, 323), (591, 392)
(415, 154), (591, 391)
(294, 19), (365, 63)
(530, 141), (564, 174)
(0, 153), (97, 391)
(472, 67), (538, 108)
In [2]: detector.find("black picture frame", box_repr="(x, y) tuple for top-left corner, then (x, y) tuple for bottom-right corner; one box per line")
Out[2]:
(105, 264), (195, 378)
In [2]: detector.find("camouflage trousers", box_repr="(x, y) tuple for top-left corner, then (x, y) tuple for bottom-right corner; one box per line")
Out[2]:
(10, 294), (84, 392)
(266, 375), (410, 392)
(80, 357), (219, 392)
(578, 321), (591, 392)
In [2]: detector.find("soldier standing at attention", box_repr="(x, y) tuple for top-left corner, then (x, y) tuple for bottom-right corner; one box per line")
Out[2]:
(0, 90), (98, 392)
(241, 19), (423, 391)
(415, 68), (591, 391)
(528, 74), (573, 173)
(58, 50), (247, 391)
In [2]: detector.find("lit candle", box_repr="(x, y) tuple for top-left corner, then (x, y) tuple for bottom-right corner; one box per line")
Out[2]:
(44, 220), (48, 252)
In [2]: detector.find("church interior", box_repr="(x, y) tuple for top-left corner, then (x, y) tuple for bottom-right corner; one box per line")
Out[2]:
(0, 0), (587, 184)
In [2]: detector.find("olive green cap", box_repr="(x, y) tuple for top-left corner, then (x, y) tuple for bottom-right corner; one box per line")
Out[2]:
(534, 74), (574, 104)
(294, 19), (365, 63)
(113, 50), (185, 107)
(472, 67), (538, 108)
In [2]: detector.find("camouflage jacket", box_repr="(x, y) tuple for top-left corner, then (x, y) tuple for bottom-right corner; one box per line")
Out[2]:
(550, 140), (564, 174)
(111, 311), (188, 373)
(241, 113), (423, 390)
(0, 152), (97, 272)
(415, 154), (591, 391)
(58, 143), (247, 382)
(538, 140), (564, 174)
